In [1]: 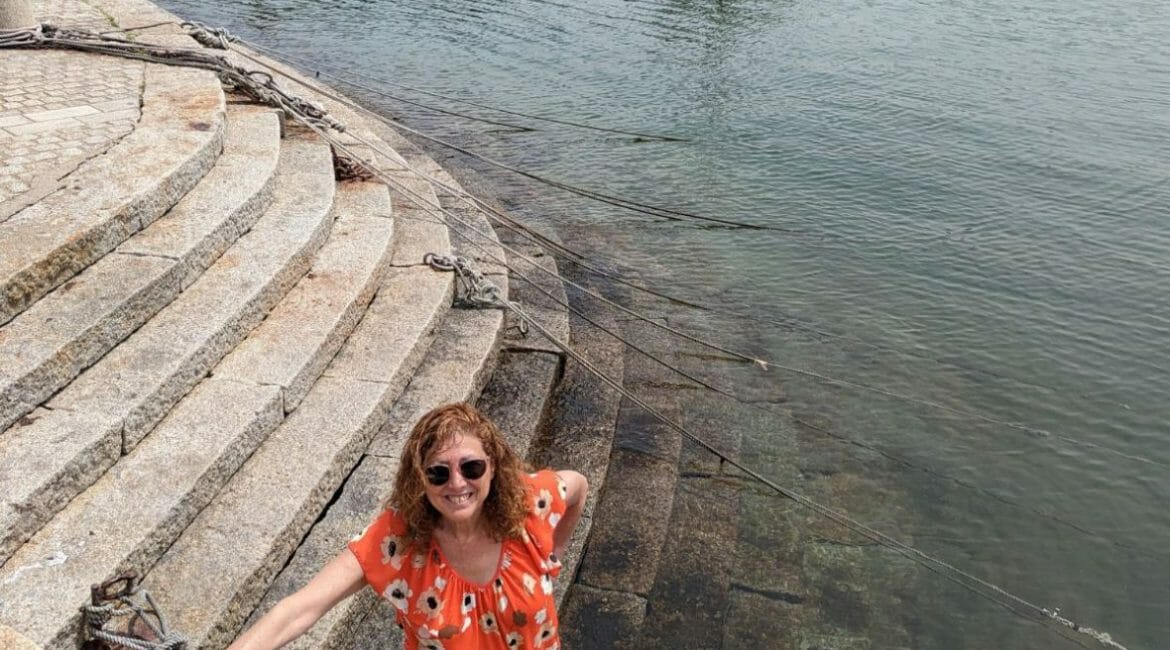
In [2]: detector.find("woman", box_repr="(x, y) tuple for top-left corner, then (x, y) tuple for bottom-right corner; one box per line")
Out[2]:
(229, 403), (588, 649)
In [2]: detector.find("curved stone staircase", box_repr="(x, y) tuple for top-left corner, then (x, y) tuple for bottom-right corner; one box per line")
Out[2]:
(0, 2), (577, 648)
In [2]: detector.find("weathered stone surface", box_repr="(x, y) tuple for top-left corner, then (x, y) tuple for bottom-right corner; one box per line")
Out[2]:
(0, 379), (283, 649)
(248, 455), (400, 650)
(638, 477), (740, 648)
(48, 137), (335, 448)
(119, 106), (282, 289)
(0, 408), (122, 565)
(720, 586), (806, 649)
(322, 265), (452, 385)
(0, 253), (180, 432)
(143, 377), (392, 649)
(389, 203), (450, 268)
(215, 183), (394, 411)
(575, 448), (676, 596)
(0, 64), (225, 326)
(347, 597), (405, 650)
(366, 308), (501, 456)
(558, 584), (647, 650)
(0, 623), (42, 650)
(477, 350), (562, 460)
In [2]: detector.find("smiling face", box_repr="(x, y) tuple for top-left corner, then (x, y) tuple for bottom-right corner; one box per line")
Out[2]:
(422, 433), (494, 528)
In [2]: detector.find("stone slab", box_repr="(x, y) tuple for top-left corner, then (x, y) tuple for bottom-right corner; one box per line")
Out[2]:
(477, 350), (562, 461)
(389, 203), (450, 268)
(48, 138), (335, 448)
(247, 455), (400, 650)
(503, 300), (571, 355)
(637, 477), (740, 648)
(558, 584), (647, 650)
(118, 106), (282, 289)
(0, 253), (180, 432)
(575, 448), (677, 596)
(0, 379), (283, 649)
(322, 265), (452, 385)
(143, 377), (391, 649)
(0, 623), (42, 650)
(215, 183), (394, 412)
(0, 64), (225, 326)
(0, 408), (122, 565)
(365, 307), (502, 457)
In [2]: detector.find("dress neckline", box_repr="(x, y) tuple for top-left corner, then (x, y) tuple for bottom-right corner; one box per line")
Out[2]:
(429, 534), (508, 589)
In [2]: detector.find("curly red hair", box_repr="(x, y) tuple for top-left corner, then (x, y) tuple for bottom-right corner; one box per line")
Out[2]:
(389, 403), (530, 547)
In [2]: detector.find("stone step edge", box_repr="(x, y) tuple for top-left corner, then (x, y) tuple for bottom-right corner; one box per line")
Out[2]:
(0, 136), (335, 567)
(0, 176), (405, 647)
(0, 106), (282, 433)
(0, 63), (226, 327)
(141, 265), (457, 649)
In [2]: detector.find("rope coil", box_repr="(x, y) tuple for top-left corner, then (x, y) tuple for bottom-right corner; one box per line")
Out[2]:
(424, 253), (505, 309)
(81, 572), (187, 650)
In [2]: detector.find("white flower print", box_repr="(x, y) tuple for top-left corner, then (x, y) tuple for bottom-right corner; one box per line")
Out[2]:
(435, 575), (447, 590)
(416, 587), (443, 620)
(522, 572), (537, 594)
(461, 592), (476, 614)
(480, 611), (500, 634)
(506, 631), (524, 648)
(548, 512), (562, 528)
(461, 615), (471, 632)
(383, 579), (412, 612)
(541, 574), (554, 595)
(556, 476), (568, 500)
(380, 534), (406, 569)
(419, 639), (444, 650)
(533, 489), (552, 519)
(412, 553), (426, 569)
(498, 594), (509, 612)
(534, 608), (547, 625)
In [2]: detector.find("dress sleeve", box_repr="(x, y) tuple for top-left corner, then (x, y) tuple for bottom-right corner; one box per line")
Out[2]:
(524, 470), (569, 557)
(347, 507), (411, 597)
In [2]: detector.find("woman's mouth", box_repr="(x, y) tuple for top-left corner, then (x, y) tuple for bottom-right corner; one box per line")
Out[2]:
(445, 492), (475, 506)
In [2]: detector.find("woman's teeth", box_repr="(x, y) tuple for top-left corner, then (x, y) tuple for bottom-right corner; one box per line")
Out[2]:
(446, 493), (473, 505)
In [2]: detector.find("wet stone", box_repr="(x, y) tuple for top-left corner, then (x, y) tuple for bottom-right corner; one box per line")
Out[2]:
(558, 584), (646, 650)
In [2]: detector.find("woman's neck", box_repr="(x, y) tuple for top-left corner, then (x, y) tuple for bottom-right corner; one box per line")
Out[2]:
(437, 517), (488, 543)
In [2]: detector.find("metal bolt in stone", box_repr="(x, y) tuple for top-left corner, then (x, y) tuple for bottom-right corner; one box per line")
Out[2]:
(0, 0), (36, 29)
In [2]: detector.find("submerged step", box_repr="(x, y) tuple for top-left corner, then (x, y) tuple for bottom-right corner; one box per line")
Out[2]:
(0, 64), (225, 327)
(0, 107), (280, 433)
(0, 136), (335, 566)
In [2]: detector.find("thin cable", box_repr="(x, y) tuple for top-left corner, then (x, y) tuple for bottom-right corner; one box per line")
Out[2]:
(232, 39), (780, 231)
(238, 42), (1168, 472)
(243, 40), (688, 142)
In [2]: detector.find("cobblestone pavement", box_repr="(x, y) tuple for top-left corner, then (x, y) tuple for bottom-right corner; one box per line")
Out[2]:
(0, 0), (144, 217)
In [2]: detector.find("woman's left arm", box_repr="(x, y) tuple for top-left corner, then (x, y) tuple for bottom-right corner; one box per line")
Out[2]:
(553, 470), (589, 558)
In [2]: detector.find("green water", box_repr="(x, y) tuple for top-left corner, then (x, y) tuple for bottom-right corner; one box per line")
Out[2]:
(160, 0), (1170, 646)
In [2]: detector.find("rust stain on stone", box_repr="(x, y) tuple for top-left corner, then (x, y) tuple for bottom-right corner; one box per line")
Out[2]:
(189, 122), (211, 132)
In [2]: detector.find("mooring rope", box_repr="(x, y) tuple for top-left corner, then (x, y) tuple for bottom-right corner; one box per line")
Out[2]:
(0, 24), (1134, 649)
(225, 39), (1170, 475)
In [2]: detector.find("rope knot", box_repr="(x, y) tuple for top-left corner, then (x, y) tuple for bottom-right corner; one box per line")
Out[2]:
(181, 22), (236, 50)
(425, 253), (505, 309)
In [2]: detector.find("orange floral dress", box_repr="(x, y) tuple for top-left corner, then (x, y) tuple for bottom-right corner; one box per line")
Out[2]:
(348, 470), (568, 649)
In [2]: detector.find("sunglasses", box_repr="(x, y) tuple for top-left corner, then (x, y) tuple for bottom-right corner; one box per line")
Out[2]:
(424, 459), (488, 486)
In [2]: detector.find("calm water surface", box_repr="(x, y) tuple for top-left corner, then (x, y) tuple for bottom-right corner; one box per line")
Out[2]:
(159, 0), (1169, 646)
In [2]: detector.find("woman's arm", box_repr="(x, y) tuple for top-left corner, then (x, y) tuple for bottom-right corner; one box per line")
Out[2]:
(227, 548), (366, 650)
(553, 470), (589, 558)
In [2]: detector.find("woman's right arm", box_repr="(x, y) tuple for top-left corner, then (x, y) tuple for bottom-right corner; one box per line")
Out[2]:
(227, 548), (366, 650)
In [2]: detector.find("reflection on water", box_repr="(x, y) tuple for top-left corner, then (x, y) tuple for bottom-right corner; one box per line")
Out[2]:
(159, 0), (1170, 646)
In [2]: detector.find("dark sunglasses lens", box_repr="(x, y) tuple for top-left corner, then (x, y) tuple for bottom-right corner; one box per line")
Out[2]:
(461, 459), (487, 480)
(424, 465), (450, 486)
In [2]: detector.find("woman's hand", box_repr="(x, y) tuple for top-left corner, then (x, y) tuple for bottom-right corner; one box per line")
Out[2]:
(227, 549), (365, 650)
(552, 470), (589, 559)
